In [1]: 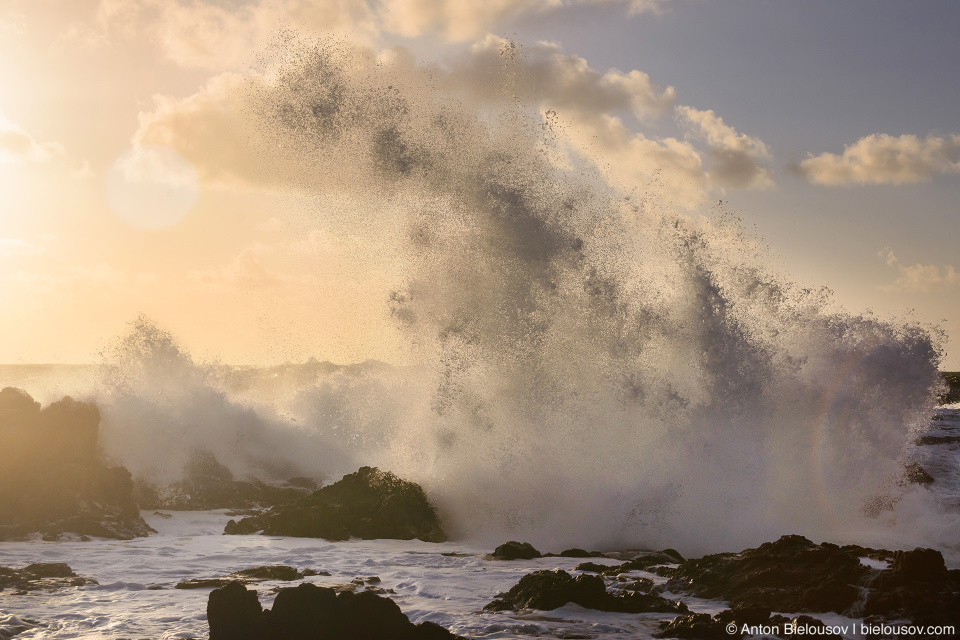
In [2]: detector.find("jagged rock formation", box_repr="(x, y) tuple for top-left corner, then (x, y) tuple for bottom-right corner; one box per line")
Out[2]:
(224, 467), (447, 542)
(176, 565), (322, 589)
(0, 387), (153, 540)
(135, 450), (315, 511)
(0, 562), (97, 592)
(660, 535), (960, 627)
(207, 580), (463, 640)
(484, 569), (687, 614)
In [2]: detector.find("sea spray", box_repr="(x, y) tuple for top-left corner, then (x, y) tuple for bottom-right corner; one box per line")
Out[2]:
(86, 36), (947, 554)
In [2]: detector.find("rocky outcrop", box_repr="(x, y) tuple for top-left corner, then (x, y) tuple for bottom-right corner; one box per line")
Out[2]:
(0, 388), (153, 541)
(484, 569), (687, 614)
(135, 450), (315, 511)
(207, 580), (463, 640)
(939, 372), (959, 405)
(577, 549), (683, 575)
(176, 565), (322, 589)
(657, 609), (843, 640)
(660, 535), (960, 627)
(0, 563), (97, 593)
(223, 467), (447, 542)
(490, 541), (541, 560)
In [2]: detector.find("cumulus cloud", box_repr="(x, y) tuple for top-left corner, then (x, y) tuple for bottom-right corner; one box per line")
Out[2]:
(563, 112), (708, 207)
(798, 133), (960, 186)
(676, 105), (773, 190)
(879, 248), (960, 292)
(452, 35), (675, 121)
(73, 0), (677, 64)
(0, 110), (66, 164)
(130, 35), (712, 206)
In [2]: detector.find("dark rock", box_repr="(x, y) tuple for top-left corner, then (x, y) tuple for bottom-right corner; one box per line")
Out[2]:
(484, 569), (687, 614)
(491, 541), (541, 560)
(547, 548), (605, 558)
(0, 562), (97, 592)
(223, 467), (447, 542)
(914, 434), (960, 445)
(657, 608), (828, 640)
(177, 565), (314, 588)
(657, 612), (728, 639)
(0, 388), (153, 541)
(575, 561), (618, 574)
(0, 614), (38, 639)
(863, 548), (960, 627)
(664, 535), (960, 627)
(661, 548), (685, 562)
(206, 580), (463, 640)
(663, 535), (867, 614)
(901, 462), (935, 485)
(576, 550), (680, 576)
(890, 548), (948, 583)
(178, 577), (236, 590)
(208, 581), (263, 640)
(938, 372), (960, 405)
(135, 450), (314, 511)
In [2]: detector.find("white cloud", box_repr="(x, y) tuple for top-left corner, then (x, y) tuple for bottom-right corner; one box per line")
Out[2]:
(128, 36), (710, 207)
(455, 35), (675, 121)
(72, 0), (678, 64)
(676, 105), (773, 190)
(799, 133), (960, 186)
(0, 110), (66, 164)
(879, 248), (960, 292)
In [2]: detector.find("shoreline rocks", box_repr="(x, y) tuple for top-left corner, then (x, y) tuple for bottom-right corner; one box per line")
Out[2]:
(135, 450), (316, 512)
(176, 565), (323, 589)
(0, 387), (153, 541)
(660, 535), (960, 627)
(0, 563), (97, 593)
(484, 569), (687, 614)
(207, 580), (464, 640)
(224, 466), (447, 542)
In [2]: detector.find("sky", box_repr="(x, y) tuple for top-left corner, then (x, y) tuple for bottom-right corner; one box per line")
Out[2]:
(1, 0), (958, 368)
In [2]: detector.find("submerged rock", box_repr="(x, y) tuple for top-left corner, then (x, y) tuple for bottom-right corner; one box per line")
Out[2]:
(0, 562), (98, 592)
(223, 467), (447, 542)
(0, 388), (153, 541)
(484, 569), (687, 614)
(207, 580), (463, 640)
(176, 565), (319, 589)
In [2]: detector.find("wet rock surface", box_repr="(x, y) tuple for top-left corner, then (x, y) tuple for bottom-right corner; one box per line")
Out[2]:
(660, 535), (960, 626)
(0, 563), (97, 593)
(484, 569), (687, 614)
(0, 387), (153, 541)
(490, 541), (542, 560)
(207, 580), (464, 640)
(176, 565), (320, 589)
(577, 549), (683, 575)
(939, 371), (959, 405)
(223, 467), (447, 542)
(657, 609), (843, 640)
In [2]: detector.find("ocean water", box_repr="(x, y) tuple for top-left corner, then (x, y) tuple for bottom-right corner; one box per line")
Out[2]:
(3, 35), (960, 637)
